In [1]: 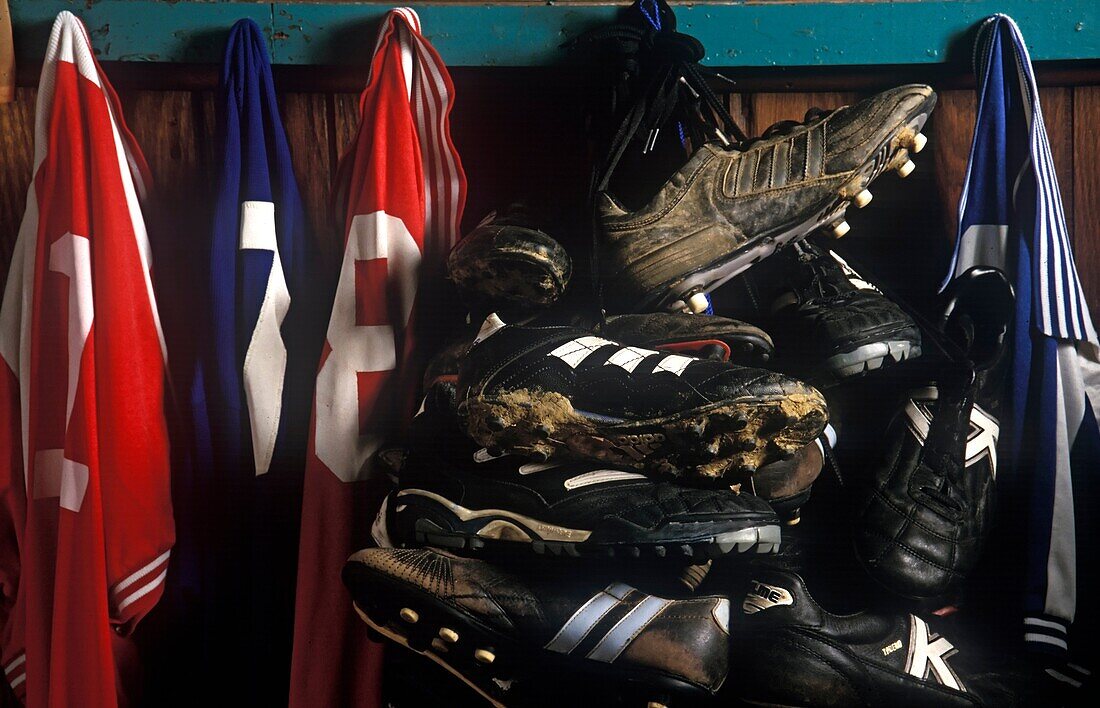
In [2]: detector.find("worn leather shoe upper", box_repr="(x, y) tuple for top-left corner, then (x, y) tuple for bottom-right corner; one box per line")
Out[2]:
(855, 386), (999, 601)
(345, 547), (732, 695)
(598, 85), (936, 312)
(727, 568), (1047, 707)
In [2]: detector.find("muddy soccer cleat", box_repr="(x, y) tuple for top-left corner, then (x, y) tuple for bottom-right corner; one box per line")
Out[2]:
(727, 239), (921, 385)
(727, 568), (1047, 707)
(595, 311), (774, 365)
(457, 314), (828, 481)
(854, 386), (999, 601)
(391, 402), (782, 560)
(597, 84), (937, 313)
(345, 547), (732, 706)
(448, 204), (572, 316)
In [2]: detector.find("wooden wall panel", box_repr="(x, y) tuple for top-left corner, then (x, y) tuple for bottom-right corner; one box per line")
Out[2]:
(0, 87), (34, 293)
(332, 93), (359, 158)
(930, 89), (975, 245)
(747, 91), (860, 137)
(726, 93), (749, 139)
(278, 92), (339, 267)
(1, 80), (1096, 321)
(114, 89), (214, 387)
(1074, 86), (1100, 317)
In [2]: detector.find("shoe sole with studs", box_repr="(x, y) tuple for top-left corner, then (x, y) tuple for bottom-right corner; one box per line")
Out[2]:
(460, 389), (828, 482)
(346, 566), (713, 707)
(818, 340), (921, 385)
(653, 102), (936, 314)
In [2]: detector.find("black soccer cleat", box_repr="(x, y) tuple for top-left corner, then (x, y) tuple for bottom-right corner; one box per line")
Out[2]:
(598, 85), (937, 313)
(723, 239), (921, 386)
(392, 403), (782, 560)
(727, 568), (1049, 707)
(345, 547), (732, 707)
(854, 385), (999, 602)
(457, 314), (828, 482)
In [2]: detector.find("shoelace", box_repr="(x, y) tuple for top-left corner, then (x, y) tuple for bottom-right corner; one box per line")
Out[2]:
(568, 0), (744, 326)
(788, 241), (857, 305)
(569, 12), (745, 192)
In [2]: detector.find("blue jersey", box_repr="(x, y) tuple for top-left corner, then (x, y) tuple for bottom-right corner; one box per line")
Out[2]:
(179, 19), (315, 705)
(945, 14), (1100, 662)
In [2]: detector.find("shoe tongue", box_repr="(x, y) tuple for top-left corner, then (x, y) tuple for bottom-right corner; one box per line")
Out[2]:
(827, 249), (881, 293)
(739, 569), (823, 627)
(473, 312), (507, 344)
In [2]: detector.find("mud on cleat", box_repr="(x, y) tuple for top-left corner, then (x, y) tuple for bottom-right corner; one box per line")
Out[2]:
(597, 84), (937, 313)
(456, 314), (827, 481)
(344, 547), (732, 707)
(391, 401), (783, 560)
(447, 203), (572, 318)
(726, 568), (1049, 707)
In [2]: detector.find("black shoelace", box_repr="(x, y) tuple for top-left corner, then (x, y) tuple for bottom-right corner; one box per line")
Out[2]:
(789, 241), (858, 304)
(566, 0), (750, 326)
(569, 0), (746, 193)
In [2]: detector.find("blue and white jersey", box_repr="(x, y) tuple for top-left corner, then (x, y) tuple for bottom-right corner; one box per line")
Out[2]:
(945, 13), (1100, 659)
(179, 19), (314, 705)
(201, 18), (309, 476)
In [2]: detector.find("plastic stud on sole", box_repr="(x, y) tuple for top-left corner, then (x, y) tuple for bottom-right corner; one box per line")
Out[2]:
(474, 648), (496, 664)
(679, 560), (712, 592)
(399, 608), (419, 624)
(785, 511), (802, 526)
(438, 627), (459, 644)
(648, 702), (670, 708)
(897, 159), (916, 178)
(686, 291), (710, 314)
(912, 132), (928, 153)
(431, 638), (449, 653)
(854, 189), (873, 208)
(830, 220), (851, 239)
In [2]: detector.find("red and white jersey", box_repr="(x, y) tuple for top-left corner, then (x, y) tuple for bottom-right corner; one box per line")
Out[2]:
(289, 8), (465, 707)
(0, 12), (173, 707)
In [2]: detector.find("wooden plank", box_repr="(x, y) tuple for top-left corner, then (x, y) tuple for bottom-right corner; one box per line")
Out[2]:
(1074, 86), (1100, 319)
(930, 89), (976, 245)
(9, 1), (1100, 68)
(746, 91), (859, 138)
(278, 92), (339, 269)
(119, 90), (204, 194)
(331, 93), (360, 161)
(727, 93), (749, 140)
(115, 88), (213, 379)
(0, 86), (34, 293)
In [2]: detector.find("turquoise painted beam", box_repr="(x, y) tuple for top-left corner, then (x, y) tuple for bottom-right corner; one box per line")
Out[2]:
(8, 1), (1100, 67)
